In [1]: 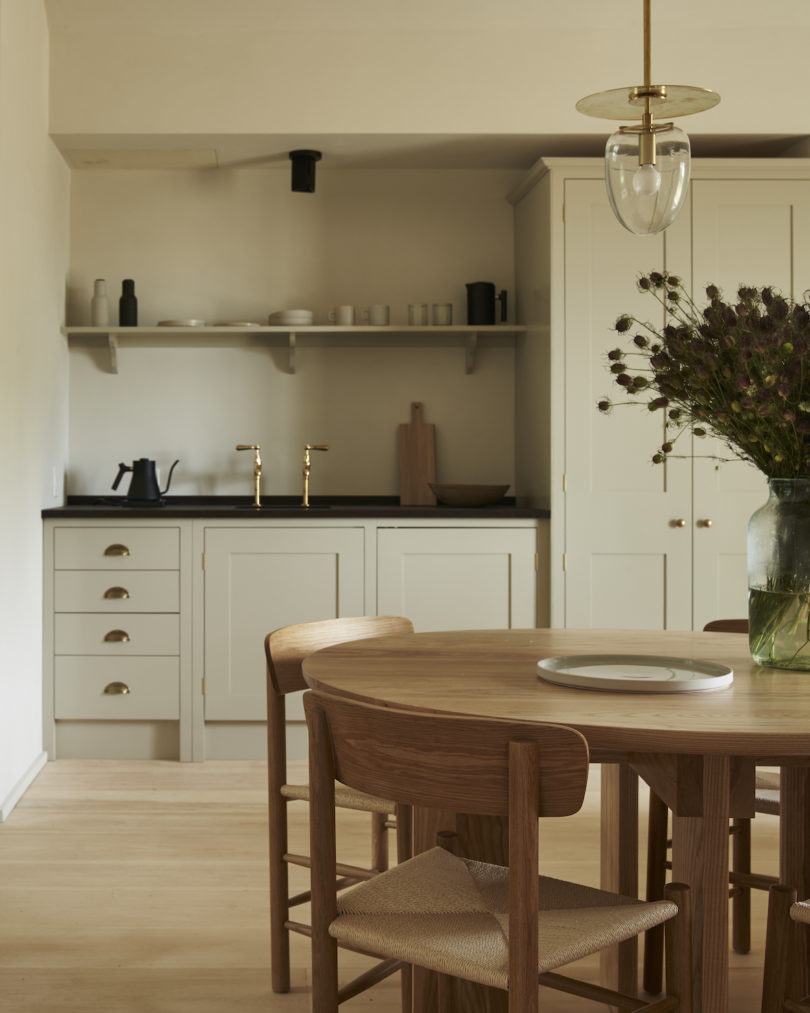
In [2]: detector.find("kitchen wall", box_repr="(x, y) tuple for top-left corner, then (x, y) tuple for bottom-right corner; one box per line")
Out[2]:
(66, 168), (520, 497)
(0, 0), (70, 818)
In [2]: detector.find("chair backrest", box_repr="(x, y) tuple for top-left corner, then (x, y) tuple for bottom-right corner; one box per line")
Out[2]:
(265, 615), (414, 697)
(703, 619), (749, 634)
(304, 691), (589, 818)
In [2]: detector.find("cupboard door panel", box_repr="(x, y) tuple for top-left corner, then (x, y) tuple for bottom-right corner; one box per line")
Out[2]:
(689, 179), (804, 627)
(376, 527), (536, 631)
(563, 179), (692, 630)
(203, 527), (364, 721)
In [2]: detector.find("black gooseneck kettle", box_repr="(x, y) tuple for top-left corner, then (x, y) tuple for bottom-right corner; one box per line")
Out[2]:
(112, 458), (179, 505)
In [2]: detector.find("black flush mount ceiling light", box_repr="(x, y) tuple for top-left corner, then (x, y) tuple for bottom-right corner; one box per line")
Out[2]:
(290, 149), (322, 193)
(576, 0), (720, 235)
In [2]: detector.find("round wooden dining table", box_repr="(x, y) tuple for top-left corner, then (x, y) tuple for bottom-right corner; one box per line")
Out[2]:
(302, 627), (810, 1013)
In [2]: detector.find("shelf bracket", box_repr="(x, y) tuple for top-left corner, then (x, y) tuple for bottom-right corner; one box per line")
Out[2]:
(107, 332), (119, 374)
(465, 333), (480, 374)
(288, 331), (297, 374)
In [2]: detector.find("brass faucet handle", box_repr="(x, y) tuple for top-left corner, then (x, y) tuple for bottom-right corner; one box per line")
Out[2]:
(304, 444), (329, 452)
(235, 444), (260, 451)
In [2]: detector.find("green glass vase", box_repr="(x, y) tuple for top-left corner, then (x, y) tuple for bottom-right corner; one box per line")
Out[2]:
(748, 477), (810, 670)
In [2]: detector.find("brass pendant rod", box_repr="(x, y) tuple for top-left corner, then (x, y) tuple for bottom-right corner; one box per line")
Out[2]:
(642, 0), (653, 129)
(643, 0), (651, 88)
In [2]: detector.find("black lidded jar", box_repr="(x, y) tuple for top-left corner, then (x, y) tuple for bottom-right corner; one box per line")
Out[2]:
(119, 279), (138, 326)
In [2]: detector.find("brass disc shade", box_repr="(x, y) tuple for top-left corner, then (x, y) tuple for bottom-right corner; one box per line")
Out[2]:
(576, 84), (721, 121)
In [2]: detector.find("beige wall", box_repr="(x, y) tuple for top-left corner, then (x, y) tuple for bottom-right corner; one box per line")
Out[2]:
(45, 0), (810, 140)
(0, 0), (70, 816)
(66, 168), (519, 496)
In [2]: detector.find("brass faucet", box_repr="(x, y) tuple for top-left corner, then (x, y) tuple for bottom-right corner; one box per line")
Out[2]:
(302, 444), (328, 507)
(236, 444), (262, 507)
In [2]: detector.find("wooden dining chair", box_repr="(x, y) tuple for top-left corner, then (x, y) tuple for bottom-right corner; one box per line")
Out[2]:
(761, 883), (810, 1010)
(643, 617), (780, 994)
(305, 689), (692, 1013)
(265, 615), (414, 994)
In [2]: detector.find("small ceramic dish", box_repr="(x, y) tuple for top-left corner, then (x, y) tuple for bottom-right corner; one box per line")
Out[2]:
(428, 483), (510, 507)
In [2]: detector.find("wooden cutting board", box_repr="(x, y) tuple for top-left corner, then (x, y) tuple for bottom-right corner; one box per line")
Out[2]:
(398, 401), (436, 505)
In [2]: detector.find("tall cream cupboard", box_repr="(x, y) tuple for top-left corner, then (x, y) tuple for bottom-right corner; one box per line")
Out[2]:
(511, 158), (810, 631)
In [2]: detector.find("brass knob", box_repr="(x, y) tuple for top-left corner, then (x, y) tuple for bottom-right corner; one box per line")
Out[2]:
(103, 543), (131, 557)
(102, 682), (131, 695)
(103, 629), (131, 643)
(103, 586), (130, 599)
(671, 518), (687, 528)
(697, 518), (713, 528)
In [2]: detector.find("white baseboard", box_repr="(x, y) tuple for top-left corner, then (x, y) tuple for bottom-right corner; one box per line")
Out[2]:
(1, 751), (47, 822)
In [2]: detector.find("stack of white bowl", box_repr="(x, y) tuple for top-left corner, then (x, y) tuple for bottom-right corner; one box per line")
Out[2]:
(268, 309), (314, 326)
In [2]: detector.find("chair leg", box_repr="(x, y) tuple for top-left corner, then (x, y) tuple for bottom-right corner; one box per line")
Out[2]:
(664, 882), (692, 1013)
(268, 796), (291, 993)
(400, 966), (413, 1013)
(732, 817), (752, 954)
(371, 811), (389, 872)
(396, 803), (413, 862)
(762, 883), (796, 1013)
(643, 789), (669, 994)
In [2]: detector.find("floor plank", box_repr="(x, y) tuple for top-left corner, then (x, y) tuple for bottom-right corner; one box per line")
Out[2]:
(0, 759), (780, 1011)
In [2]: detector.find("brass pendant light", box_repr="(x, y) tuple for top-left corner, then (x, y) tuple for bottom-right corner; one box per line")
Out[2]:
(576, 0), (720, 235)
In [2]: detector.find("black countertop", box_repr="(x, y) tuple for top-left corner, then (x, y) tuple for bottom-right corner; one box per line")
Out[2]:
(42, 495), (549, 520)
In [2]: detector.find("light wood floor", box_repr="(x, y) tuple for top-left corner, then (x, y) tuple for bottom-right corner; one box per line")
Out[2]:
(0, 759), (779, 1012)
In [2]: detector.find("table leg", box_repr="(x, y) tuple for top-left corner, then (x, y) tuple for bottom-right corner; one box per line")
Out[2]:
(411, 807), (508, 1013)
(779, 766), (810, 1000)
(599, 763), (639, 998)
(671, 754), (730, 1013)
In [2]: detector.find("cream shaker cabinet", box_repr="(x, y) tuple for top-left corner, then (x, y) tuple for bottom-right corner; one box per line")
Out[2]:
(201, 526), (365, 724)
(376, 526), (538, 631)
(511, 157), (810, 630)
(43, 523), (190, 760)
(44, 516), (542, 760)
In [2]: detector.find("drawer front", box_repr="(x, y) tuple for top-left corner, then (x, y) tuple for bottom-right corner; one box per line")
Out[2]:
(54, 527), (180, 570)
(54, 657), (180, 719)
(54, 571), (180, 613)
(54, 614), (179, 655)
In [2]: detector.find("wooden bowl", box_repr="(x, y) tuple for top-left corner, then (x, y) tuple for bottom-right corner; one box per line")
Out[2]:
(428, 483), (510, 507)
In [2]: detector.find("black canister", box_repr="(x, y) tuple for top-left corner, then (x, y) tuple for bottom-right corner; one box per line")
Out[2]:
(119, 279), (138, 326)
(466, 282), (507, 325)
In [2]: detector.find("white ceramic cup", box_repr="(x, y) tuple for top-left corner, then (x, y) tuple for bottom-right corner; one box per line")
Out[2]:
(328, 305), (355, 326)
(364, 304), (390, 326)
(432, 303), (453, 325)
(408, 303), (429, 326)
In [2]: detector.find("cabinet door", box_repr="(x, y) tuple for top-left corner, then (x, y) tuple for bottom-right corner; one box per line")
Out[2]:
(203, 527), (364, 720)
(563, 179), (693, 630)
(376, 527), (536, 631)
(689, 180), (809, 627)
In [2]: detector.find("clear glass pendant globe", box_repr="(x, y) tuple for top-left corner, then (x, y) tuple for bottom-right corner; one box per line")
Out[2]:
(605, 124), (690, 235)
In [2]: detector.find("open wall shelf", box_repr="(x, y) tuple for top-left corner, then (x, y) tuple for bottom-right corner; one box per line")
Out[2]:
(61, 324), (527, 374)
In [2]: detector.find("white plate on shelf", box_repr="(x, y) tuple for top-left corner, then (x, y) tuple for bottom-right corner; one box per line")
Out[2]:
(269, 310), (314, 325)
(212, 321), (259, 327)
(158, 318), (207, 327)
(537, 654), (733, 693)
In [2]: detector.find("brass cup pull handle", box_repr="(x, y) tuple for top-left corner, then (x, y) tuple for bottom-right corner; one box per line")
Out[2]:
(103, 629), (131, 643)
(671, 518), (687, 528)
(103, 682), (131, 695)
(103, 543), (131, 557)
(103, 586), (130, 600)
(697, 518), (713, 528)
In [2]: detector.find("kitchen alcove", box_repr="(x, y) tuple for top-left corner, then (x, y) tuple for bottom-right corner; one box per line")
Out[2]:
(61, 323), (527, 374)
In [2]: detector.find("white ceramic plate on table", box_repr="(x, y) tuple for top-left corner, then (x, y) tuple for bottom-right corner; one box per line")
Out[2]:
(537, 654), (733, 693)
